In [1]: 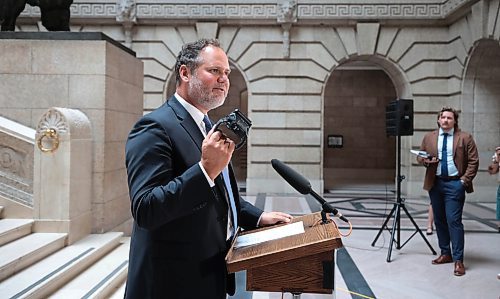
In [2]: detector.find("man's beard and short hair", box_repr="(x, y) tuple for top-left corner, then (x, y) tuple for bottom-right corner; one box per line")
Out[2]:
(188, 72), (226, 111)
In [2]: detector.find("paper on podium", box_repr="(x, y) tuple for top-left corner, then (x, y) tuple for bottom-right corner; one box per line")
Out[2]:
(410, 150), (432, 159)
(234, 221), (305, 248)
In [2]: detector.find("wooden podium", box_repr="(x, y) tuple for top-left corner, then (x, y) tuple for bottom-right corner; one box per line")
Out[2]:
(226, 212), (343, 294)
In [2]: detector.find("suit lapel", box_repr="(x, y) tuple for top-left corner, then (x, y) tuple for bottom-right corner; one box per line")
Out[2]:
(429, 130), (439, 157)
(452, 129), (460, 156)
(167, 96), (204, 151)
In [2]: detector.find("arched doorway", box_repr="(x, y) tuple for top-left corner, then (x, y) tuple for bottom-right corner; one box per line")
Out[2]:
(461, 39), (500, 200)
(165, 64), (249, 187)
(323, 61), (397, 192)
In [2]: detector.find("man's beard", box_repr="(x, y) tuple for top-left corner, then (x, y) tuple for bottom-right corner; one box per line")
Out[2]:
(188, 74), (226, 111)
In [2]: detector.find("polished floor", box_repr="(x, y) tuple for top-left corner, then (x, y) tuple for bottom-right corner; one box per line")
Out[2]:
(230, 187), (500, 299)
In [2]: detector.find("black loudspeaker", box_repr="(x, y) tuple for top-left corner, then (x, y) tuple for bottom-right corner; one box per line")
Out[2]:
(385, 99), (414, 136)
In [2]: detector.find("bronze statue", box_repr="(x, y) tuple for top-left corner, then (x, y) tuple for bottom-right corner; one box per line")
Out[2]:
(0, 0), (73, 31)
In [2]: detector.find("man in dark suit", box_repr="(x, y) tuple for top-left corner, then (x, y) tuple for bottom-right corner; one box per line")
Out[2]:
(417, 107), (478, 277)
(124, 38), (292, 299)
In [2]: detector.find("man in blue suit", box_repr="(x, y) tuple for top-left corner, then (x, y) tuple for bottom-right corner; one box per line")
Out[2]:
(124, 38), (292, 299)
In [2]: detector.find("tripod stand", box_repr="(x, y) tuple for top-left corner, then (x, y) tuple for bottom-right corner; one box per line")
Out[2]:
(371, 134), (436, 262)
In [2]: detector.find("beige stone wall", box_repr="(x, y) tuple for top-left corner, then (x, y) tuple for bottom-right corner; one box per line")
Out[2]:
(12, 0), (500, 202)
(0, 37), (144, 233)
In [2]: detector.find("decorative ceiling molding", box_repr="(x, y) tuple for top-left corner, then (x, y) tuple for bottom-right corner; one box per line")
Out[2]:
(18, 0), (477, 24)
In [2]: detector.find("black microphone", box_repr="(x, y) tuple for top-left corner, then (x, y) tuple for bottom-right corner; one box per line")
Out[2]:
(271, 159), (311, 195)
(271, 159), (349, 223)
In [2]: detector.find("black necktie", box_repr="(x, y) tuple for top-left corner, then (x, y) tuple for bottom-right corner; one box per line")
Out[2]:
(441, 133), (448, 176)
(203, 115), (212, 132)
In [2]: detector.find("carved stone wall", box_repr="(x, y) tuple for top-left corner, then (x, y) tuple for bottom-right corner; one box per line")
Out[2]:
(12, 0), (500, 202)
(0, 133), (34, 205)
(18, 0), (476, 22)
(0, 117), (35, 206)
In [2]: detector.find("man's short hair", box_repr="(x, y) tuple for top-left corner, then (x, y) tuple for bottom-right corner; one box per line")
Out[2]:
(174, 39), (221, 85)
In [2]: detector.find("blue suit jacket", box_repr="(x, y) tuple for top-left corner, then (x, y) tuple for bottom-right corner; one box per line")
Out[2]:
(124, 96), (262, 299)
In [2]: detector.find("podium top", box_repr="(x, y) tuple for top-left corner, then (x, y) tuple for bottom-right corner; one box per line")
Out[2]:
(226, 212), (343, 273)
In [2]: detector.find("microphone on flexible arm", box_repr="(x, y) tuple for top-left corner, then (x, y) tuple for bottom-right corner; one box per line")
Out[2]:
(271, 159), (349, 223)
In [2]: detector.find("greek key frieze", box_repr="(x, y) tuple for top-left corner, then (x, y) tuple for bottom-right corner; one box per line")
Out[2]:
(18, 1), (470, 20)
(20, 3), (117, 18)
(135, 4), (277, 19)
(298, 4), (442, 19)
(71, 4), (117, 17)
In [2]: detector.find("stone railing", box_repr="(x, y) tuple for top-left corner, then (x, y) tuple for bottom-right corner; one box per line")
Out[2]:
(0, 116), (35, 207)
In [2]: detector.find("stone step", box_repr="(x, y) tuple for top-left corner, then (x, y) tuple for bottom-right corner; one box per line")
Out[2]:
(0, 233), (67, 282)
(0, 232), (123, 299)
(0, 219), (34, 246)
(48, 237), (130, 299)
(0, 196), (34, 219)
(107, 281), (126, 299)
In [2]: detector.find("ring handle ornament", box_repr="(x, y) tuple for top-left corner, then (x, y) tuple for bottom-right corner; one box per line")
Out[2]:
(37, 128), (60, 153)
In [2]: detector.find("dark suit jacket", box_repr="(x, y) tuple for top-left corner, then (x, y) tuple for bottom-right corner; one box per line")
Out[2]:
(124, 96), (263, 299)
(418, 128), (479, 193)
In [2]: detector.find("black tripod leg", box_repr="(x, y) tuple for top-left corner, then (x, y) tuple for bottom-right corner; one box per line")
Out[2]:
(371, 204), (397, 247)
(387, 203), (401, 262)
(401, 204), (437, 255)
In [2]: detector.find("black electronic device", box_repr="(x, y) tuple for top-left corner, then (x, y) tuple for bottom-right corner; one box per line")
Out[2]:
(385, 99), (414, 136)
(213, 109), (252, 150)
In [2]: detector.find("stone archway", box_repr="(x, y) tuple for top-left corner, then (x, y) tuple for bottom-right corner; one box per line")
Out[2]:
(461, 39), (500, 200)
(164, 64), (249, 187)
(323, 61), (397, 191)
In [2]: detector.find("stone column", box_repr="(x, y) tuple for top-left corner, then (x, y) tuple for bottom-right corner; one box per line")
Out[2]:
(34, 107), (92, 245)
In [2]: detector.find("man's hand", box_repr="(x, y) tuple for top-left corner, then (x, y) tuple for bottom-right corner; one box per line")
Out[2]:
(201, 129), (235, 180)
(423, 156), (439, 164)
(258, 212), (293, 227)
(417, 155), (438, 166)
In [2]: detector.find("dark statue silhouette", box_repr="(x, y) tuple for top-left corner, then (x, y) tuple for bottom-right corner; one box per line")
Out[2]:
(0, 0), (73, 31)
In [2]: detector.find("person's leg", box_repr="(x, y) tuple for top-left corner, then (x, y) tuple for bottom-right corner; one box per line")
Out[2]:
(496, 185), (500, 231)
(443, 180), (466, 262)
(427, 204), (434, 235)
(429, 180), (451, 256)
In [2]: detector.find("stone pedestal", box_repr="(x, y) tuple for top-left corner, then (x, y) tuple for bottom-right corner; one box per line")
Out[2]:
(34, 108), (92, 244)
(0, 32), (144, 234)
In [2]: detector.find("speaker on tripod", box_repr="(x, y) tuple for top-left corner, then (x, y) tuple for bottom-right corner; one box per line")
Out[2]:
(372, 99), (436, 262)
(385, 99), (414, 136)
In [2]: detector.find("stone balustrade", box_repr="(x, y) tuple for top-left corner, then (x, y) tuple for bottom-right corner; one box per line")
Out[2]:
(0, 116), (35, 207)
